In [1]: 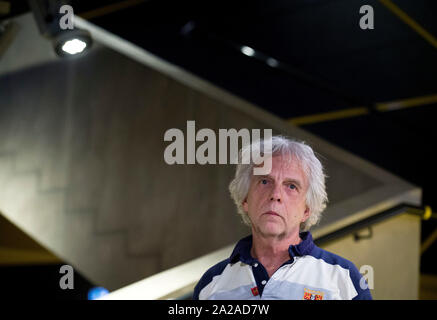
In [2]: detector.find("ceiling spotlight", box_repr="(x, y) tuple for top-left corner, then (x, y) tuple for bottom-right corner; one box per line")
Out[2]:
(240, 46), (255, 57)
(29, 0), (92, 58)
(53, 28), (92, 57)
(62, 39), (86, 54)
(266, 58), (279, 68)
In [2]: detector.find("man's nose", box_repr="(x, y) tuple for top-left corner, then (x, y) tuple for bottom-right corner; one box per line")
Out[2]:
(270, 184), (282, 202)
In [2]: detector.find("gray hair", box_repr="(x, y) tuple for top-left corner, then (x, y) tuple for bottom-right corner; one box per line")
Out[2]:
(228, 135), (328, 231)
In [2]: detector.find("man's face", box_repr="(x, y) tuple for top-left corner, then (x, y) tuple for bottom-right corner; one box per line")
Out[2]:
(242, 155), (310, 239)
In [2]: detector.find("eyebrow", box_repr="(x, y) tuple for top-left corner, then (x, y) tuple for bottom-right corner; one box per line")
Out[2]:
(258, 175), (303, 189)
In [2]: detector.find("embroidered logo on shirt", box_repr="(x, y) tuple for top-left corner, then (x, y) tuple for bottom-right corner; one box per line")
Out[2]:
(303, 288), (324, 300)
(251, 286), (259, 296)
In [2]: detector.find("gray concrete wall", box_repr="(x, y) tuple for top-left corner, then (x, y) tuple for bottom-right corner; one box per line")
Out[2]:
(0, 13), (57, 75)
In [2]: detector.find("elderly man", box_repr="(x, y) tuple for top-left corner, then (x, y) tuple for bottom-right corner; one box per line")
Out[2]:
(193, 136), (372, 300)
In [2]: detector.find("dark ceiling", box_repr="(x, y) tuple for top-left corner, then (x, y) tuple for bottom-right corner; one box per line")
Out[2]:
(4, 1), (437, 114)
(2, 0), (437, 273)
(84, 0), (437, 117)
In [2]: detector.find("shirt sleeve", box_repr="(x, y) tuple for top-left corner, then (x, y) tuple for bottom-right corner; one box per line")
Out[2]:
(349, 263), (373, 300)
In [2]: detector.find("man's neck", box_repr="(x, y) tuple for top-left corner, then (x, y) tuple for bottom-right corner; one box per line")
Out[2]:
(250, 230), (301, 274)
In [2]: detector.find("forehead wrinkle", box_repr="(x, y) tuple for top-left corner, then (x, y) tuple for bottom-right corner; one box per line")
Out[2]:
(272, 155), (308, 189)
(251, 154), (309, 188)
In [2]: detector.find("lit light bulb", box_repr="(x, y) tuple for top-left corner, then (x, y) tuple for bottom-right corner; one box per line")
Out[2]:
(61, 38), (87, 55)
(240, 46), (255, 57)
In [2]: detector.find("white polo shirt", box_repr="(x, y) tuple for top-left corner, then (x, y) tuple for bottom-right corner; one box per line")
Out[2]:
(193, 232), (372, 300)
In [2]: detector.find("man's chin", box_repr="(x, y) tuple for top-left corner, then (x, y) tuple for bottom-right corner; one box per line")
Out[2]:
(255, 223), (284, 238)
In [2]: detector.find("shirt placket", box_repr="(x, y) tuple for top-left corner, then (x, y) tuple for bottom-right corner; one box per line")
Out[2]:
(250, 260), (270, 297)
(252, 257), (299, 298)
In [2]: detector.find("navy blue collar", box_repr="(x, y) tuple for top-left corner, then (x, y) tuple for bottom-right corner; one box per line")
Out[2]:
(229, 231), (315, 264)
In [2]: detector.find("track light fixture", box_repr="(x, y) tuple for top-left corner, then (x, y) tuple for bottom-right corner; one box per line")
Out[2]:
(28, 0), (92, 57)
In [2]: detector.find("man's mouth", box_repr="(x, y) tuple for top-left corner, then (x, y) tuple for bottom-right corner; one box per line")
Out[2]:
(263, 210), (280, 217)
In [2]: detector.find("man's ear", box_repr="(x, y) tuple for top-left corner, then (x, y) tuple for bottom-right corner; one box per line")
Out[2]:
(302, 206), (310, 222)
(242, 198), (249, 213)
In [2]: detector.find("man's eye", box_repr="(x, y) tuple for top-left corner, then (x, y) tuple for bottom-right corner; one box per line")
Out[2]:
(289, 184), (296, 190)
(261, 179), (268, 185)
